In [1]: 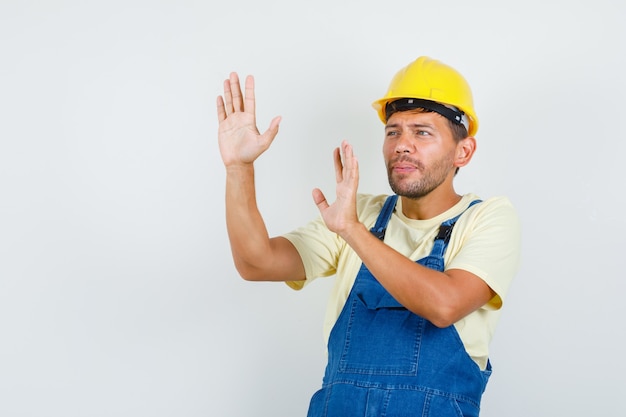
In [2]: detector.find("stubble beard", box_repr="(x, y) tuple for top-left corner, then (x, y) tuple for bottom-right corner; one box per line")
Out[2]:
(387, 155), (453, 199)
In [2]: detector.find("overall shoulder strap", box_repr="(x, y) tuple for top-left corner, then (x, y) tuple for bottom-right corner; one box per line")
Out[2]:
(370, 195), (398, 241)
(430, 199), (482, 259)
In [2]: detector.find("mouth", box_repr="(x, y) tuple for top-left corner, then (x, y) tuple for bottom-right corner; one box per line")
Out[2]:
(390, 157), (422, 174)
(392, 164), (417, 174)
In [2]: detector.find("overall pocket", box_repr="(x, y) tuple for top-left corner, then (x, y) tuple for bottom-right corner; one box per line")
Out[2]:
(338, 280), (425, 375)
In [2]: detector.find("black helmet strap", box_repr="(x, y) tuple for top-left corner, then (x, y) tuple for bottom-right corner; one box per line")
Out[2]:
(385, 98), (465, 126)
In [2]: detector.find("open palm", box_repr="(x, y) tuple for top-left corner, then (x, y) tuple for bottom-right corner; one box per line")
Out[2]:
(312, 141), (360, 236)
(217, 73), (280, 167)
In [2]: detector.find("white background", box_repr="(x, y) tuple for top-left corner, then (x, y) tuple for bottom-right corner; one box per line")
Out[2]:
(1, 1), (625, 416)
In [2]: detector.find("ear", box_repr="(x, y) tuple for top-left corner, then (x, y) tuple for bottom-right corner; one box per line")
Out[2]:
(454, 136), (477, 169)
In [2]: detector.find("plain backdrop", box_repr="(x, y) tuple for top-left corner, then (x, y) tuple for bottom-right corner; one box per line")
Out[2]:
(1, 1), (625, 416)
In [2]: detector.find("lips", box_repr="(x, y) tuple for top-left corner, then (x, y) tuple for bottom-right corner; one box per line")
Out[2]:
(390, 157), (422, 173)
(393, 164), (417, 173)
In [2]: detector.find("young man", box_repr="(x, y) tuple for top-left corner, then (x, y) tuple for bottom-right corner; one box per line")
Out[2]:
(217, 56), (521, 417)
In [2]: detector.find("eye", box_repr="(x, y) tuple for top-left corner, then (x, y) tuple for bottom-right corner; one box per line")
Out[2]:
(416, 129), (430, 136)
(386, 130), (399, 137)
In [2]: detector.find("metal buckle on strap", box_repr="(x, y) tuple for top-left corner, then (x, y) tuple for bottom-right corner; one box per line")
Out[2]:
(435, 224), (454, 243)
(370, 228), (386, 240)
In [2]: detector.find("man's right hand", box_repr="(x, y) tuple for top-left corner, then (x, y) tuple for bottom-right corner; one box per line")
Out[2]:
(216, 72), (281, 167)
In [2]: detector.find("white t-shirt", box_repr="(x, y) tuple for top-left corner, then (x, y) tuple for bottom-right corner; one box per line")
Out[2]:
(283, 193), (522, 370)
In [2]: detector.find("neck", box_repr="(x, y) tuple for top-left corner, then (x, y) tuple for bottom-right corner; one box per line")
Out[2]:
(400, 188), (462, 220)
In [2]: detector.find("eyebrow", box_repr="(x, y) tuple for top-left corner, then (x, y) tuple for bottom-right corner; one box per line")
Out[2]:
(385, 123), (436, 130)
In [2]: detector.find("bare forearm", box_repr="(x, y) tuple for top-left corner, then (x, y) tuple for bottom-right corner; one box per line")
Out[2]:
(340, 224), (492, 327)
(225, 165), (270, 272)
(341, 224), (444, 313)
(224, 165), (304, 281)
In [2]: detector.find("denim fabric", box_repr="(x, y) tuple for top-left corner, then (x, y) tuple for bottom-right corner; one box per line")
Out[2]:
(307, 196), (489, 417)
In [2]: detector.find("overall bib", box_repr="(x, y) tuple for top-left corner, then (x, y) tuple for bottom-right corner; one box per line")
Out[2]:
(307, 196), (490, 417)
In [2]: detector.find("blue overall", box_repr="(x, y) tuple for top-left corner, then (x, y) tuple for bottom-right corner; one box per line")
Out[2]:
(307, 195), (489, 417)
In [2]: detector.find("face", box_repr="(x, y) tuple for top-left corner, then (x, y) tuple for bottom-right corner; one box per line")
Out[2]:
(383, 110), (459, 199)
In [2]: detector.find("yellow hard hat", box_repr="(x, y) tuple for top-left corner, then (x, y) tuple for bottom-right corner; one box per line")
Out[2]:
(372, 56), (479, 136)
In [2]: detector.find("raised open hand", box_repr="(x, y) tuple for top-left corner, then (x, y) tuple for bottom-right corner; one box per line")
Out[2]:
(312, 141), (360, 236)
(217, 73), (281, 167)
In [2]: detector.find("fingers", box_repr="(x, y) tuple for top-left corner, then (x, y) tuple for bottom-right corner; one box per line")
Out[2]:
(244, 75), (256, 115)
(220, 77), (233, 115)
(216, 96), (226, 122)
(228, 72), (243, 113)
(333, 141), (359, 183)
(217, 72), (243, 117)
(341, 141), (359, 181)
(216, 76), (232, 122)
(333, 147), (343, 183)
(217, 72), (258, 122)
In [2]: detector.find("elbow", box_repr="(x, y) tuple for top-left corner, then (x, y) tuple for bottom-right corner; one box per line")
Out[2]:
(429, 314), (456, 329)
(405, 302), (457, 328)
(239, 271), (258, 281)
(233, 259), (266, 281)
(239, 272), (260, 282)
(429, 314), (455, 329)
(425, 302), (462, 329)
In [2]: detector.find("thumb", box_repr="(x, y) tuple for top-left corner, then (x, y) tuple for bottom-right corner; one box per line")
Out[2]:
(312, 188), (329, 211)
(261, 116), (281, 140)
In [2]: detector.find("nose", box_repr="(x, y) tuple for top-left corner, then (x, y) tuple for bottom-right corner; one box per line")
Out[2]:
(394, 132), (413, 153)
